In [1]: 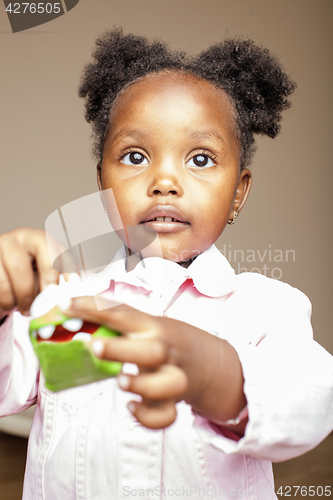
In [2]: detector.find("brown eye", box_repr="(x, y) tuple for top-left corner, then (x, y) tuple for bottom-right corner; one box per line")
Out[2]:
(121, 152), (148, 165)
(187, 155), (214, 168)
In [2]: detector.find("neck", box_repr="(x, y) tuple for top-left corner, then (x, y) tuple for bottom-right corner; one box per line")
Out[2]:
(124, 247), (198, 272)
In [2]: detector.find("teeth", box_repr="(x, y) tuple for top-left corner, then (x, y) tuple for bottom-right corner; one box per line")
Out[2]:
(38, 324), (55, 340)
(72, 332), (92, 343)
(62, 318), (83, 332)
(153, 216), (177, 222)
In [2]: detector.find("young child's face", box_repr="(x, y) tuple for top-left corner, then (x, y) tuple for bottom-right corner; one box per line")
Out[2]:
(98, 72), (251, 264)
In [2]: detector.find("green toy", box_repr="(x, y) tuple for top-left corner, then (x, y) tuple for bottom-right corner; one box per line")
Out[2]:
(29, 306), (122, 392)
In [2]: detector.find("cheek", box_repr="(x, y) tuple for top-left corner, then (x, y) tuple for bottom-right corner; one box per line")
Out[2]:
(193, 189), (232, 239)
(101, 185), (125, 231)
(199, 217), (228, 243)
(196, 185), (232, 220)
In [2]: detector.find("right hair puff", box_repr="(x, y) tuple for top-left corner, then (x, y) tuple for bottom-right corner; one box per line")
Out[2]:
(192, 39), (296, 167)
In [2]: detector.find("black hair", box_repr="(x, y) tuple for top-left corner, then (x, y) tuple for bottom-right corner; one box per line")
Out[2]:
(78, 28), (296, 169)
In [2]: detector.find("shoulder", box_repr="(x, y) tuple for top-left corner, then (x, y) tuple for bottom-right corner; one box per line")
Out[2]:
(226, 273), (314, 343)
(233, 272), (312, 316)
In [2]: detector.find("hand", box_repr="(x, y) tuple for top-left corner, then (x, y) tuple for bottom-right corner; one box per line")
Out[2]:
(61, 296), (188, 428)
(60, 296), (247, 431)
(0, 228), (63, 318)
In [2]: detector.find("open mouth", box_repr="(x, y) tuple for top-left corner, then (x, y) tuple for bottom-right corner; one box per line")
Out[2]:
(145, 216), (188, 223)
(140, 205), (190, 230)
(141, 216), (190, 233)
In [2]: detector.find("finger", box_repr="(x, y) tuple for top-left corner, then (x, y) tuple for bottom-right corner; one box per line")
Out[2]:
(60, 295), (121, 318)
(0, 239), (38, 315)
(117, 365), (188, 400)
(52, 241), (81, 276)
(128, 399), (177, 429)
(90, 337), (168, 368)
(61, 296), (157, 337)
(24, 230), (61, 291)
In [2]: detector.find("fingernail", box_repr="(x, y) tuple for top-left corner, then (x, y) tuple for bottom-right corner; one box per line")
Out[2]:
(91, 339), (104, 357)
(22, 310), (31, 317)
(58, 297), (72, 312)
(117, 374), (130, 390)
(127, 402), (136, 414)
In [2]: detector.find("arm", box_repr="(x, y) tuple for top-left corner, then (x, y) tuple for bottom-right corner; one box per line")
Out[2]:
(194, 282), (333, 461)
(0, 311), (39, 415)
(60, 286), (333, 461)
(0, 228), (61, 415)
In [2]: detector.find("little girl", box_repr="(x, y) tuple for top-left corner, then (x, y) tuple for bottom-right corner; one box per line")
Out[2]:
(0, 29), (332, 500)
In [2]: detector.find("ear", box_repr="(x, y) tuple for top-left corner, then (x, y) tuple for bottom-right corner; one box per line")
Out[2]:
(232, 168), (252, 215)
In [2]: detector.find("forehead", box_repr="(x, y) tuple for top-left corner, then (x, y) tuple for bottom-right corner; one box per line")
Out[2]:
(109, 72), (237, 135)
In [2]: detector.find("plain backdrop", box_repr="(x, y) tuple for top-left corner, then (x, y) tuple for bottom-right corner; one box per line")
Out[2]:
(0, 0), (332, 355)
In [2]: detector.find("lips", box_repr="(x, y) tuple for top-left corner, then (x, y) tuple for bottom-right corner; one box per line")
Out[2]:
(141, 205), (189, 225)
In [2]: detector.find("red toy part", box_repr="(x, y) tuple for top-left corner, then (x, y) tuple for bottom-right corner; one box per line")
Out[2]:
(36, 320), (100, 343)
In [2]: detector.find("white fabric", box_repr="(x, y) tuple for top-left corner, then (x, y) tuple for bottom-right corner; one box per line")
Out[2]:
(0, 244), (332, 500)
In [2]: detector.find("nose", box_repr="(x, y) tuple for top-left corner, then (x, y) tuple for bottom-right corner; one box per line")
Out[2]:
(147, 159), (184, 197)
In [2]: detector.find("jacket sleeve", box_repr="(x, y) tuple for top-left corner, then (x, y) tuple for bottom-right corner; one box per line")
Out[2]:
(0, 311), (39, 416)
(193, 278), (333, 462)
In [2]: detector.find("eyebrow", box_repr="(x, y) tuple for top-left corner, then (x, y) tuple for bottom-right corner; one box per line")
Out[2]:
(109, 128), (227, 148)
(109, 129), (147, 144)
(188, 130), (227, 147)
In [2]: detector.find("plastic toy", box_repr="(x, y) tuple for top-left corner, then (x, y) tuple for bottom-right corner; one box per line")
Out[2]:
(29, 305), (122, 392)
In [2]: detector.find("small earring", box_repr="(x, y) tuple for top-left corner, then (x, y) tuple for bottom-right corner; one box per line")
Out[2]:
(228, 211), (238, 225)
(103, 206), (108, 215)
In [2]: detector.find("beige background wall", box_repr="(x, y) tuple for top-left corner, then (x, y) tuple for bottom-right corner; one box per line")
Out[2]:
(1, 0), (332, 354)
